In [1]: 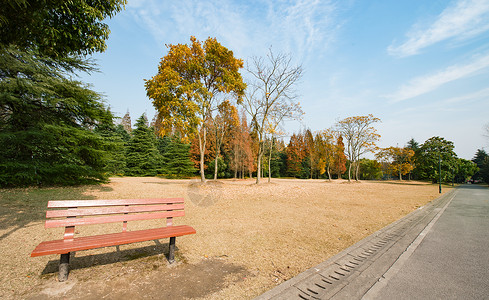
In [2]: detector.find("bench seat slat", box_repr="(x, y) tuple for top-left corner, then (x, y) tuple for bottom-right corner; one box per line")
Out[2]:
(45, 211), (185, 228)
(46, 204), (185, 218)
(31, 225), (196, 257)
(47, 198), (184, 208)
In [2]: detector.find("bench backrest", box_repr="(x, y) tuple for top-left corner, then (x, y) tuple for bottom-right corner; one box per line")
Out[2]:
(45, 198), (185, 239)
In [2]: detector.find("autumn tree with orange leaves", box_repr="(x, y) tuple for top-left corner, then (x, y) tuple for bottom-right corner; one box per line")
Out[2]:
(376, 146), (415, 180)
(211, 100), (239, 179)
(286, 133), (305, 177)
(230, 112), (254, 178)
(145, 36), (246, 182)
(336, 114), (381, 182)
(333, 135), (347, 179)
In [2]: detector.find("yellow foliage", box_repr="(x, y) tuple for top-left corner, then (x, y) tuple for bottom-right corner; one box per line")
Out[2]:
(317, 159), (326, 175)
(145, 36), (246, 138)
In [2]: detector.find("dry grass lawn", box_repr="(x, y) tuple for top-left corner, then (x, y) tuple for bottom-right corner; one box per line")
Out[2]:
(0, 177), (452, 299)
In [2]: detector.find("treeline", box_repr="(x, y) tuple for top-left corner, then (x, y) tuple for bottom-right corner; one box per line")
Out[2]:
(90, 110), (483, 186)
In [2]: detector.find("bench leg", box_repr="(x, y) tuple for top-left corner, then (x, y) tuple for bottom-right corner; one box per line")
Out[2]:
(59, 253), (70, 282)
(168, 237), (176, 263)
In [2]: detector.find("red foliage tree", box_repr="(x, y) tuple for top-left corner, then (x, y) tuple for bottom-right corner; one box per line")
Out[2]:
(333, 135), (347, 179)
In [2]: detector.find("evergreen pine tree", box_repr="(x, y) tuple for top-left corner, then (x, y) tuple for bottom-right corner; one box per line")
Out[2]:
(161, 136), (196, 178)
(0, 47), (111, 186)
(93, 108), (126, 176)
(472, 149), (489, 183)
(0, 2), (125, 187)
(125, 114), (163, 176)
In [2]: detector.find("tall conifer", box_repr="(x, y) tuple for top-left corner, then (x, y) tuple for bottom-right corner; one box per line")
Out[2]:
(125, 114), (162, 176)
(161, 136), (196, 178)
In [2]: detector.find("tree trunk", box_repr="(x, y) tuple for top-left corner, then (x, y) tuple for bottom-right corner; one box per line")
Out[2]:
(347, 162), (352, 182)
(268, 139), (274, 183)
(214, 154), (219, 180)
(256, 151), (262, 184)
(355, 161), (360, 181)
(327, 165), (331, 181)
(214, 142), (220, 180)
(198, 126), (206, 183)
(268, 155), (271, 183)
(310, 152), (313, 179)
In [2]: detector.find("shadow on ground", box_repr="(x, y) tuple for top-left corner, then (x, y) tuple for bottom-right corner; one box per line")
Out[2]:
(41, 240), (175, 275)
(31, 258), (248, 300)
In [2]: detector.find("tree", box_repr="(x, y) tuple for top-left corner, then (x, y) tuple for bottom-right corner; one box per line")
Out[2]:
(0, 1), (126, 187)
(359, 158), (382, 180)
(268, 139), (286, 178)
(304, 129), (316, 179)
(454, 158), (478, 183)
(320, 129), (337, 180)
(94, 109), (127, 176)
(376, 147), (415, 180)
(160, 135), (196, 178)
(336, 115), (381, 182)
(0, 47), (112, 187)
(115, 124), (131, 143)
(145, 36), (246, 182)
(211, 100), (239, 180)
(265, 119), (291, 182)
(242, 50), (303, 184)
(286, 133), (305, 178)
(479, 157), (489, 184)
(417, 136), (457, 183)
(313, 134), (326, 179)
(230, 111), (254, 179)
(0, 0), (126, 57)
(333, 135), (347, 179)
(125, 114), (163, 176)
(472, 149), (489, 183)
(406, 138), (420, 180)
(472, 149), (488, 167)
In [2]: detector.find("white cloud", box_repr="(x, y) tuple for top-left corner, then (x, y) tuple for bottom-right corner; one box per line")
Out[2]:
(388, 53), (489, 102)
(266, 0), (339, 60)
(388, 0), (489, 57)
(441, 86), (489, 104)
(124, 0), (340, 61)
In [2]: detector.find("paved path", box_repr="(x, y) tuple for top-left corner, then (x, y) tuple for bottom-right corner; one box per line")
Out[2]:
(256, 185), (489, 299)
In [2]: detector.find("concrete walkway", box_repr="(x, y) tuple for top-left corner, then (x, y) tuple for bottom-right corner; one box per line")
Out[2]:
(256, 185), (489, 300)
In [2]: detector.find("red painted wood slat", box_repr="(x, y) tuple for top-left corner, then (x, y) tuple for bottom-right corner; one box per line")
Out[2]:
(31, 225), (196, 257)
(47, 198), (184, 208)
(46, 204), (185, 218)
(45, 211), (185, 228)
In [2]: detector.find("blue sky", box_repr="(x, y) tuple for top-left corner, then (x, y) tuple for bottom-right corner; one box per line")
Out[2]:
(80, 0), (489, 159)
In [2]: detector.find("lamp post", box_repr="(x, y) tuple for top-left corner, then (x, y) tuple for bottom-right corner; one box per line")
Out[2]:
(438, 154), (442, 194)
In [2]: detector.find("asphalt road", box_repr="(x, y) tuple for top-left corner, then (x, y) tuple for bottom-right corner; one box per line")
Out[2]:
(256, 185), (489, 300)
(364, 184), (489, 300)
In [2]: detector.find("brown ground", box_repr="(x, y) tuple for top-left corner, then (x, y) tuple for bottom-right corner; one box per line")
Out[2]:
(0, 177), (451, 299)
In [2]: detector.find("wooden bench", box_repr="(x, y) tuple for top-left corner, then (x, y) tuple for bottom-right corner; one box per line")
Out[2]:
(31, 198), (196, 281)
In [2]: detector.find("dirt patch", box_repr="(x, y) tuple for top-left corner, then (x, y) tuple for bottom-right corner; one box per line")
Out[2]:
(0, 177), (452, 299)
(27, 258), (246, 300)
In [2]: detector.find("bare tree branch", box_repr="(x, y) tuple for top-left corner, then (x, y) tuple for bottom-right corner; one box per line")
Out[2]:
(242, 49), (303, 184)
